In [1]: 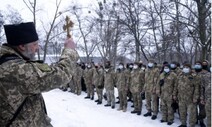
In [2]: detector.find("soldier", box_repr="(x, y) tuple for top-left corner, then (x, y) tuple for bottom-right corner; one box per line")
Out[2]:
(169, 61), (181, 113)
(193, 61), (207, 127)
(200, 61), (211, 127)
(93, 64), (104, 104)
(84, 63), (95, 100)
(69, 64), (77, 93)
(156, 64), (177, 125)
(125, 63), (133, 102)
(130, 62), (145, 115)
(143, 59), (160, 120)
(80, 62), (86, 92)
(116, 63), (128, 112)
(75, 62), (83, 95)
(104, 61), (116, 109)
(173, 63), (200, 127)
(0, 22), (78, 126)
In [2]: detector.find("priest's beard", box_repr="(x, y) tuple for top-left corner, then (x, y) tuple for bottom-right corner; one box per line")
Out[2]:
(22, 45), (36, 60)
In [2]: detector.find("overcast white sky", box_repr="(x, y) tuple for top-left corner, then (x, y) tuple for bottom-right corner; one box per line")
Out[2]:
(0, 0), (95, 22)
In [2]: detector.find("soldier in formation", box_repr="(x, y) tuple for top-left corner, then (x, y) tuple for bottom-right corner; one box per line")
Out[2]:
(130, 62), (145, 115)
(104, 61), (116, 109)
(143, 60), (160, 120)
(62, 59), (211, 127)
(93, 64), (104, 104)
(116, 63), (128, 112)
(173, 63), (200, 127)
(156, 64), (177, 125)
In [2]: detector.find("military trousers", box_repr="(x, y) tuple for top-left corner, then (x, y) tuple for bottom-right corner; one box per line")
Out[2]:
(76, 79), (81, 95)
(205, 99), (211, 127)
(145, 92), (158, 115)
(106, 89), (115, 107)
(161, 97), (174, 122)
(96, 87), (103, 102)
(118, 90), (127, 110)
(86, 82), (94, 97)
(132, 92), (142, 112)
(179, 101), (197, 127)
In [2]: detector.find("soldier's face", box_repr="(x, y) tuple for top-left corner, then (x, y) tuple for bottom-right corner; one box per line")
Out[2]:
(22, 41), (39, 60)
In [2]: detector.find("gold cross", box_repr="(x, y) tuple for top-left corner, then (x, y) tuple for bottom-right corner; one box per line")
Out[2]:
(63, 16), (74, 38)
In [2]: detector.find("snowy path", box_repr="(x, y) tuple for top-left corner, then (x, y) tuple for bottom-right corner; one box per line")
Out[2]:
(43, 89), (182, 127)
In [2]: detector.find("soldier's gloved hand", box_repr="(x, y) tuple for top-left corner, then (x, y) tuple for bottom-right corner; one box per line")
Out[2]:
(159, 79), (164, 86)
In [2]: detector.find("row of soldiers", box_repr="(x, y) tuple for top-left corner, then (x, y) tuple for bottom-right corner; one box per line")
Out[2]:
(61, 59), (211, 127)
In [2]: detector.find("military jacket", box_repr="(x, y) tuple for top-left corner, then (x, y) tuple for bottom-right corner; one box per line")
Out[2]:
(84, 67), (94, 85)
(0, 44), (78, 127)
(144, 67), (160, 93)
(200, 71), (211, 101)
(156, 72), (177, 99)
(130, 69), (145, 93)
(104, 68), (115, 90)
(116, 70), (127, 91)
(93, 68), (104, 87)
(173, 73), (200, 103)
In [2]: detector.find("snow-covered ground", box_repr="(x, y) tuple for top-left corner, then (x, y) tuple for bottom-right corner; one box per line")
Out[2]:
(42, 89), (191, 127)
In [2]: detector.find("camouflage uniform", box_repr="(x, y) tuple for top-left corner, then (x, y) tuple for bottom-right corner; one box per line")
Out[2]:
(173, 72), (200, 127)
(156, 72), (177, 123)
(195, 70), (207, 125)
(104, 68), (116, 108)
(93, 67), (104, 103)
(84, 67), (95, 99)
(130, 68), (145, 114)
(200, 71), (211, 127)
(0, 44), (78, 127)
(116, 69), (127, 112)
(75, 65), (83, 95)
(143, 67), (160, 116)
(125, 68), (132, 101)
(69, 66), (77, 93)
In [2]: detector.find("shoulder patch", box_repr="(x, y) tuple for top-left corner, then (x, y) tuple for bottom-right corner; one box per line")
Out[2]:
(36, 63), (52, 72)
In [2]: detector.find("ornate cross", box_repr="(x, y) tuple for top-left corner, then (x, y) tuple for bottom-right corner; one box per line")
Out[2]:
(63, 16), (74, 38)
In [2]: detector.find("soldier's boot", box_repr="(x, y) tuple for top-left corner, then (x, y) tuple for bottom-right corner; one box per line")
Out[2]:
(137, 111), (141, 115)
(151, 115), (157, 120)
(97, 101), (102, 105)
(131, 105), (134, 107)
(62, 87), (67, 91)
(111, 105), (115, 109)
(167, 121), (173, 125)
(95, 99), (99, 102)
(131, 110), (138, 114)
(178, 125), (187, 127)
(84, 96), (90, 99)
(104, 104), (111, 107)
(127, 98), (133, 102)
(200, 120), (206, 127)
(116, 100), (120, 104)
(143, 112), (152, 117)
(160, 119), (167, 123)
(90, 96), (94, 100)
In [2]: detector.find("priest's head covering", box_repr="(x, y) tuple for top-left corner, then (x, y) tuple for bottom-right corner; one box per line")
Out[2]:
(4, 22), (38, 46)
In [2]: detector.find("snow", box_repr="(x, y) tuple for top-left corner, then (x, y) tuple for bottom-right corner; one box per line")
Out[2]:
(43, 89), (182, 127)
